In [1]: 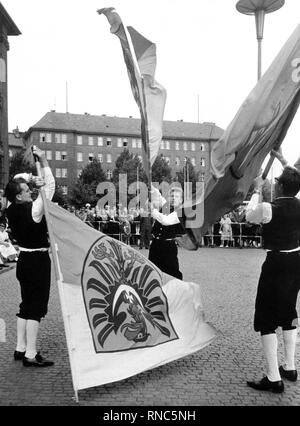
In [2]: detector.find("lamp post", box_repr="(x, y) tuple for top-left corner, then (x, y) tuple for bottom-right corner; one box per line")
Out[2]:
(236, 0), (285, 81)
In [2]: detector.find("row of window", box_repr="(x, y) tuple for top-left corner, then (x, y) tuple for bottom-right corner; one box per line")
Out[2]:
(43, 150), (206, 167)
(39, 133), (206, 152)
(40, 133), (68, 144)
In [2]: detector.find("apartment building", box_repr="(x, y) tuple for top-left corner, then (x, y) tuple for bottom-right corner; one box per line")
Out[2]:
(23, 111), (224, 195)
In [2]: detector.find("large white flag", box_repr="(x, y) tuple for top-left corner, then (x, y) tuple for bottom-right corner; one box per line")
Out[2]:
(46, 201), (216, 391)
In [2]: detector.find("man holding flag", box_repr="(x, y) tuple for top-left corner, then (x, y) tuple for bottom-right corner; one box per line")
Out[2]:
(246, 149), (300, 393)
(5, 147), (55, 368)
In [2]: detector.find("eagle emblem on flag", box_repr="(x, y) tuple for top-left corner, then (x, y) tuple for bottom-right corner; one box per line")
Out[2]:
(81, 236), (178, 352)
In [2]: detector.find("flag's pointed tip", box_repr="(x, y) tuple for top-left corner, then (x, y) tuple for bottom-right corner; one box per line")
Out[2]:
(97, 7), (115, 15)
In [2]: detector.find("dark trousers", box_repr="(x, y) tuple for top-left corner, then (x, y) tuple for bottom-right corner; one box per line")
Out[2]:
(16, 251), (51, 322)
(140, 229), (151, 249)
(149, 239), (183, 280)
(254, 251), (300, 332)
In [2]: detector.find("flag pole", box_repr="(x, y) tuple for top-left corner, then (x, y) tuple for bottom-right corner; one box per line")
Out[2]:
(33, 151), (80, 403)
(141, 77), (152, 206)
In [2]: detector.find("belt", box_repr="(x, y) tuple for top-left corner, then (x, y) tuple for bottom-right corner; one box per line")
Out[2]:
(152, 235), (175, 242)
(19, 247), (49, 252)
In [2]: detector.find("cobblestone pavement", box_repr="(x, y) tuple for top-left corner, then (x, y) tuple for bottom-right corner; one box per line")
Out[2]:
(0, 247), (300, 406)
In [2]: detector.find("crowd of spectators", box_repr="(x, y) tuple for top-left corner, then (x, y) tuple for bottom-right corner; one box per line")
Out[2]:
(62, 203), (262, 249)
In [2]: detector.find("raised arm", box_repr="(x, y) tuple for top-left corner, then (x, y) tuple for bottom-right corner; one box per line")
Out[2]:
(245, 176), (272, 224)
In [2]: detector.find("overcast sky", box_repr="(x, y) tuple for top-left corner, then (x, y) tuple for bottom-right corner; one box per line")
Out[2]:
(3, 0), (300, 176)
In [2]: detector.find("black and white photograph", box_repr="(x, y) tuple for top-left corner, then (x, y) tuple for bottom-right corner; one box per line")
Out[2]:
(1, 0), (300, 410)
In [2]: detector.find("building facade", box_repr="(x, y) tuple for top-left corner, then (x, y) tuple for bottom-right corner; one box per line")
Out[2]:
(0, 3), (21, 189)
(23, 111), (224, 195)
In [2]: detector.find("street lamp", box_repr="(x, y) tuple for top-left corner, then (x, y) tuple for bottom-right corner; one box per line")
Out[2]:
(236, 0), (285, 81)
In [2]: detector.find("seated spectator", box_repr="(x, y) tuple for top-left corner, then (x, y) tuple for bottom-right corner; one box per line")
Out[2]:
(0, 222), (18, 262)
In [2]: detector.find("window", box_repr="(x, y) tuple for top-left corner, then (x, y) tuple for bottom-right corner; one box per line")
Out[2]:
(200, 158), (205, 167)
(191, 142), (195, 151)
(89, 153), (94, 162)
(200, 143), (205, 151)
(137, 139), (142, 149)
(106, 170), (113, 180)
(106, 138), (112, 146)
(98, 153), (103, 163)
(40, 133), (51, 143)
(46, 151), (52, 161)
(55, 151), (61, 161)
(62, 168), (67, 178)
(123, 138), (128, 147)
(175, 141), (180, 151)
(107, 154), (112, 163)
(175, 157), (180, 166)
(165, 157), (170, 165)
(55, 169), (62, 178)
(117, 138), (122, 148)
(55, 133), (61, 144)
(9, 149), (13, 158)
(132, 139), (137, 148)
(191, 157), (196, 166)
(160, 140), (165, 149)
(200, 172), (205, 182)
(77, 135), (83, 145)
(61, 134), (67, 144)
(98, 137), (103, 146)
(77, 152), (83, 162)
(165, 141), (170, 150)
(88, 136), (94, 146)
(183, 142), (188, 151)
(61, 186), (68, 195)
(62, 151), (67, 161)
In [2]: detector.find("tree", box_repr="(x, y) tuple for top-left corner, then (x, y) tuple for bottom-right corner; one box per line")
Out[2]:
(69, 159), (106, 207)
(151, 154), (172, 184)
(112, 149), (147, 186)
(176, 158), (199, 193)
(9, 151), (36, 179)
(52, 185), (68, 206)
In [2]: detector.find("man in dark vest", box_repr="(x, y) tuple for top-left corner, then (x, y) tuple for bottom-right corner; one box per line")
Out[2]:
(246, 149), (300, 393)
(148, 185), (185, 280)
(5, 147), (55, 367)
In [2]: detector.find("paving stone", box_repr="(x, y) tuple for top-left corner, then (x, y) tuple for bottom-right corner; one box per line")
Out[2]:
(0, 248), (299, 406)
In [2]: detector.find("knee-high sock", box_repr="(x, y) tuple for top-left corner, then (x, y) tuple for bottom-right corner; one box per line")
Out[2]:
(25, 320), (39, 359)
(261, 333), (281, 381)
(16, 318), (27, 352)
(283, 329), (298, 371)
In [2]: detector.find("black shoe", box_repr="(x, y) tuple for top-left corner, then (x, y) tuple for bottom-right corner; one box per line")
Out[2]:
(23, 352), (54, 367)
(247, 376), (284, 393)
(279, 365), (298, 382)
(14, 350), (25, 360)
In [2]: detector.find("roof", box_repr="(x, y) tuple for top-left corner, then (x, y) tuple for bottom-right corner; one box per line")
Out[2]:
(26, 111), (224, 141)
(0, 3), (21, 35)
(8, 132), (25, 148)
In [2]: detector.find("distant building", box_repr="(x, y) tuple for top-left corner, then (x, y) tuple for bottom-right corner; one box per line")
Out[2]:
(8, 127), (25, 158)
(23, 111), (224, 195)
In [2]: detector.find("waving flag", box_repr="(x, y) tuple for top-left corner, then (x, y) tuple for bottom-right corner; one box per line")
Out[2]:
(181, 24), (300, 244)
(98, 8), (166, 181)
(46, 201), (216, 394)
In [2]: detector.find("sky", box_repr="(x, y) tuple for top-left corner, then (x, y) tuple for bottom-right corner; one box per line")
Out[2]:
(2, 0), (300, 178)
